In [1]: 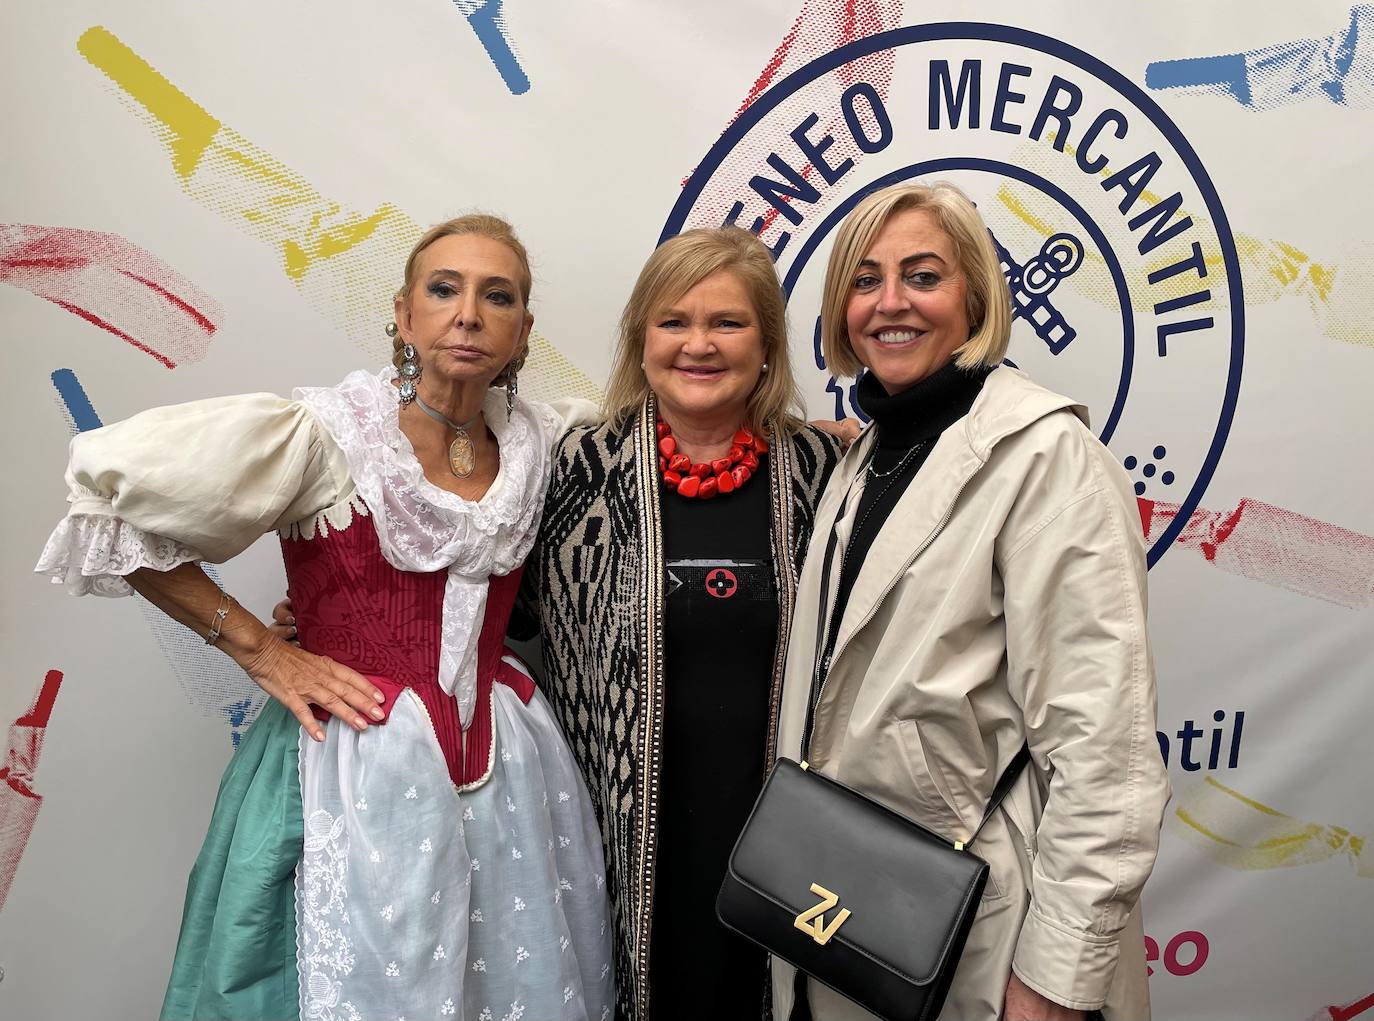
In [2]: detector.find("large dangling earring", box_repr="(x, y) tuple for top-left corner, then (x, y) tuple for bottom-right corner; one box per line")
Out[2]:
(390, 323), (420, 406)
(505, 369), (518, 421)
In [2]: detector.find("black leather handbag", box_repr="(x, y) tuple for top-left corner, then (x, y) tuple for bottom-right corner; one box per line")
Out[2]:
(716, 746), (1029, 1020)
(716, 484), (1031, 1020)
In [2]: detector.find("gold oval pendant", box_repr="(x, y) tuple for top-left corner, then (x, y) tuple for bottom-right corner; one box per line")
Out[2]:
(449, 432), (476, 477)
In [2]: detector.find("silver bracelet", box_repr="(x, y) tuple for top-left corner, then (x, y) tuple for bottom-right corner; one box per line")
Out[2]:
(205, 591), (234, 646)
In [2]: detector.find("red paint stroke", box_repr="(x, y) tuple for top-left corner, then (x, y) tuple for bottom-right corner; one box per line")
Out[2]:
(731, 12), (806, 124)
(120, 269), (216, 333)
(0, 670), (64, 912)
(0, 225), (221, 368)
(50, 299), (176, 369)
(681, 0), (903, 240)
(727, 0), (898, 130)
(1330, 992), (1374, 1021)
(1139, 497), (1374, 608)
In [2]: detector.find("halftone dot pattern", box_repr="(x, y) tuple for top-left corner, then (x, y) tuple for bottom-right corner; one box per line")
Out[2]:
(681, 0), (905, 240)
(1145, 6), (1374, 113)
(76, 26), (602, 403)
(0, 670), (65, 912)
(1173, 775), (1373, 877)
(450, 0), (531, 95)
(2, 225), (221, 368)
(1138, 496), (1374, 609)
(998, 143), (1374, 349)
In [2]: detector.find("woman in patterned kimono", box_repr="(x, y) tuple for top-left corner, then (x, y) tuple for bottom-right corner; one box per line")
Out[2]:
(36, 214), (615, 1021)
(526, 227), (843, 1020)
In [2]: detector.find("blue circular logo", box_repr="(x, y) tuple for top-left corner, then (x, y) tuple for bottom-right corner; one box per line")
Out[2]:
(662, 23), (1245, 567)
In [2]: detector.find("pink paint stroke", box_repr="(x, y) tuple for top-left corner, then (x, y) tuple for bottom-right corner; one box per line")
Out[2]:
(0, 225), (221, 368)
(682, 0), (903, 238)
(0, 669), (64, 912)
(1139, 497), (1374, 608)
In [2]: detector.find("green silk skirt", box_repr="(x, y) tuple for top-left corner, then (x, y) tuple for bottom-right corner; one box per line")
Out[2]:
(160, 699), (302, 1020)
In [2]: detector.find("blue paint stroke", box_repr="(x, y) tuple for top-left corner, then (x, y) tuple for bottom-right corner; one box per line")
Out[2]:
(48, 368), (266, 745)
(51, 368), (104, 432)
(1146, 4), (1374, 110)
(223, 696), (258, 748)
(456, 0), (531, 95)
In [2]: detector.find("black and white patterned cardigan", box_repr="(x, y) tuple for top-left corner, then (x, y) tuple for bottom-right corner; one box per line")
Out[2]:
(530, 394), (840, 1021)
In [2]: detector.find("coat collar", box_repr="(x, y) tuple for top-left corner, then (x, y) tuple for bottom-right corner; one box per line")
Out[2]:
(819, 366), (1084, 673)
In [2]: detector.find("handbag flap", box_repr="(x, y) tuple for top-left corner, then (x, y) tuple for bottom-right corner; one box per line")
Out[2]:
(727, 758), (988, 986)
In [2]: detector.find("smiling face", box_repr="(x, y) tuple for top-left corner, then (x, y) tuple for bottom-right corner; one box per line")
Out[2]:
(393, 233), (532, 389)
(642, 268), (766, 430)
(844, 208), (971, 394)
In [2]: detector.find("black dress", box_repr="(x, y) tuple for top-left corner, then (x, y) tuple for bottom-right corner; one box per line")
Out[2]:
(649, 457), (778, 1017)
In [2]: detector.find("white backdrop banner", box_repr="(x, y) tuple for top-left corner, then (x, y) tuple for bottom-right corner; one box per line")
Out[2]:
(2, 2), (1371, 1018)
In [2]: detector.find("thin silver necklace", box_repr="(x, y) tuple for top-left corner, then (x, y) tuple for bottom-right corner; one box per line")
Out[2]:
(865, 437), (928, 479)
(413, 394), (482, 478)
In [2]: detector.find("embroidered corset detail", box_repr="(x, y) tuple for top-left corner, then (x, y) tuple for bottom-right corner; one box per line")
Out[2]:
(280, 498), (533, 788)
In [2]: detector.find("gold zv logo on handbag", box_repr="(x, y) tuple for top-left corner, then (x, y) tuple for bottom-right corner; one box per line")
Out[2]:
(793, 883), (852, 945)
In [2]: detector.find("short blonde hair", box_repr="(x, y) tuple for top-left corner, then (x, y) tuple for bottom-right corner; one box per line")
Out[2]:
(603, 227), (804, 437)
(392, 213), (533, 381)
(820, 182), (1011, 377)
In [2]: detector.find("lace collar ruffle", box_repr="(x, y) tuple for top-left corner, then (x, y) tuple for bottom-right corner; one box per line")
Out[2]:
(296, 367), (560, 580)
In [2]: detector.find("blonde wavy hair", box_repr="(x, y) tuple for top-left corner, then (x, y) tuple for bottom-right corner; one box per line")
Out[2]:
(391, 213), (533, 384)
(602, 227), (804, 437)
(819, 182), (1012, 377)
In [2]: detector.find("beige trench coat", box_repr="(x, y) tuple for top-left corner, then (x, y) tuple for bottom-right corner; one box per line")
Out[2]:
(772, 367), (1170, 1020)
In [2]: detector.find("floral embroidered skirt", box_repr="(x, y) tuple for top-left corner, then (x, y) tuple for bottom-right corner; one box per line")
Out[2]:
(162, 680), (615, 1021)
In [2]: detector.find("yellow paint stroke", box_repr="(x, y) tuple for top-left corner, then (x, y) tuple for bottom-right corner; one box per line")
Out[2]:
(1171, 775), (1372, 877)
(994, 135), (1374, 349)
(76, 26), (601, 402)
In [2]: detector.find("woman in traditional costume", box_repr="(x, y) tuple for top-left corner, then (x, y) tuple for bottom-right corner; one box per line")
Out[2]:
(37, 214), (615, 1021)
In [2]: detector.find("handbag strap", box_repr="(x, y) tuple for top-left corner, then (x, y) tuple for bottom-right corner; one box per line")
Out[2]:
(965, 742), (1031, 848)
(800, 489), (850, 759)
(800, 489), (1033, 850)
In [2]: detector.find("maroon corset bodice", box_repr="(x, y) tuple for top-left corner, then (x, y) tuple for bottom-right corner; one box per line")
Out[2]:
(279, 501), (533, 788)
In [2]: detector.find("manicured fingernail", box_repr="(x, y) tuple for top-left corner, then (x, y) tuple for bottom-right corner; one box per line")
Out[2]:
(373, 690), (385, 702)
(371, 707), (384, 720)
(312, 729), (324, 742)
(356, 717), (369, 729)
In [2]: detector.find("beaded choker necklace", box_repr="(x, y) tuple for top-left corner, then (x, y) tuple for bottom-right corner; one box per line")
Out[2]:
(657, 417), (767, 499)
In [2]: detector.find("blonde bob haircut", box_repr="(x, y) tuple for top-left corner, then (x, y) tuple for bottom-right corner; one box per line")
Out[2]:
(391, 213), (533, 381)
(603, 227), (804, 437)
(820, 182), (1012, 377)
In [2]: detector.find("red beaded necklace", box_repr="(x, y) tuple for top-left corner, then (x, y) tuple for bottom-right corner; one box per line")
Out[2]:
(657, 417), (768, 499)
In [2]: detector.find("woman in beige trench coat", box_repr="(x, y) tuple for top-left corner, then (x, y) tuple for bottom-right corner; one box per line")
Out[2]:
(772, 183), (1170, 1021)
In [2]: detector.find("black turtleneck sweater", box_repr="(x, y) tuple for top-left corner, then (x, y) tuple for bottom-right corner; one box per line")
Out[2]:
(819, 359), (990, 670)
